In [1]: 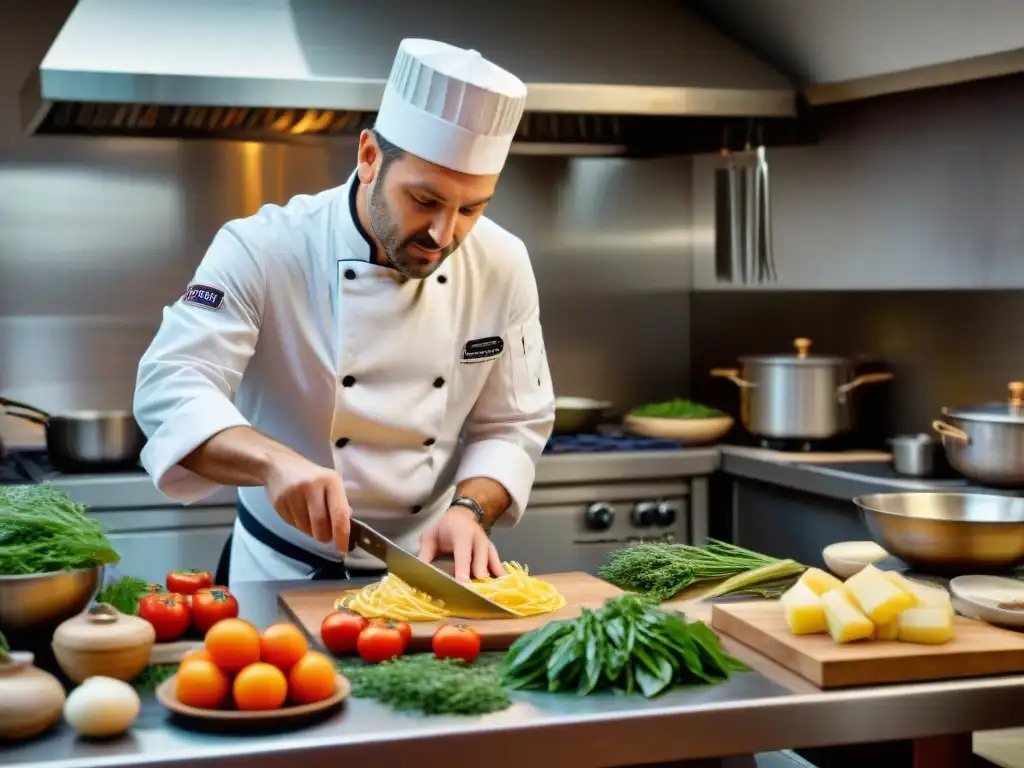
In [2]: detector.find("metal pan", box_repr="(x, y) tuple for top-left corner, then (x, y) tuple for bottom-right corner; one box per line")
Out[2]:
(0, 397), (146, 472)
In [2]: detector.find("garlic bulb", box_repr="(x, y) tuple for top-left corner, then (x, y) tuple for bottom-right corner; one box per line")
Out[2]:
(64, 676), (141, 738)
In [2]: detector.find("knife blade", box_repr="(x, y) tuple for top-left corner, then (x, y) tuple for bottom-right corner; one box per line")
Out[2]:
(348, 518), (516, 620)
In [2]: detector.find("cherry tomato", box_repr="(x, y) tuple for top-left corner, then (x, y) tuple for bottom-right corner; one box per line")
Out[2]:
(191, 587), (239, 635)
(320, 610), (368, 655)
(166, 570), (213, 595)
(356, 622), (406, 663)
(139, 594), (191, 641)
(369, 618), (411, 649)
(431, 624), (481, 662)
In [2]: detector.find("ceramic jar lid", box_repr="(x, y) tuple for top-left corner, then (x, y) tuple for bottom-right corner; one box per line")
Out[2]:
(52, 603), (155, 652)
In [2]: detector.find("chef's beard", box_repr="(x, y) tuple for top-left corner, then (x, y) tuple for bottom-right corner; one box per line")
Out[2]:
(367, 181), (459, 279)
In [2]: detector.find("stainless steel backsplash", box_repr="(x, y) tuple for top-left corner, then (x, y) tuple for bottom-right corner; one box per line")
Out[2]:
(0, 4), (694, 447)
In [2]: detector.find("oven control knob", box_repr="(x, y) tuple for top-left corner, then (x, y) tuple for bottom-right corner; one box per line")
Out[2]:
(585, 502), (615, 531)
(655, 502), (678, 527)
(632, 501), (658, 528)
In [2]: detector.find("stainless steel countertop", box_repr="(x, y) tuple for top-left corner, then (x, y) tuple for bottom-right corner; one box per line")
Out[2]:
(718, 446), (1024, 501)
(5, 577), (1024, 768)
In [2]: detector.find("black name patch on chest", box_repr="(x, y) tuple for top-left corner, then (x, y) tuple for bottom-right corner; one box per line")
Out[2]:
(461, 336), (504, 363)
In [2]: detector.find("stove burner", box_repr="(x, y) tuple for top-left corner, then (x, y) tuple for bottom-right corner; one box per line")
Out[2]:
(0, 450), (50, 484)
(544, 433), (685, 454)
(0, 457), (32, 484)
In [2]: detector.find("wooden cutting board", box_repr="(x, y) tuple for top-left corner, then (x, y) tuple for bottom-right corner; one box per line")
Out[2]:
(711, 600), (1024, 689)
(148, 639), (205, 665)
(278, 572), (622, 652)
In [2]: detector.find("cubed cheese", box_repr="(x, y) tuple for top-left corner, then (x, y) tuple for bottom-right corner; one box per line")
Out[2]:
(874, 619), (899, 641)
(897, 607), (954, 645)
(798, 567), (845, 596)
(843, 564), (916, 624)
(780, 581), (828, 635)
(821, 587), (875, 644)
(882, 572), (954, 617)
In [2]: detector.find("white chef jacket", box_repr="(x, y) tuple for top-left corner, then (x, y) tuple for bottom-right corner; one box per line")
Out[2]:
(134, 171), (555, 574)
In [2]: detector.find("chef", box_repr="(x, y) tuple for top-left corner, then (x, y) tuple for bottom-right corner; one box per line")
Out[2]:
(133, 38), (555, 585)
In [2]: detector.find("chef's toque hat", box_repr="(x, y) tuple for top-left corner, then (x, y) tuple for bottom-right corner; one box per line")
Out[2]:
(374, 39), (527, 176)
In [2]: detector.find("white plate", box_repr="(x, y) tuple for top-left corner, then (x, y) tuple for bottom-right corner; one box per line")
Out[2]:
(949, 575), (1024, 629)
(821, 541), (889, 579)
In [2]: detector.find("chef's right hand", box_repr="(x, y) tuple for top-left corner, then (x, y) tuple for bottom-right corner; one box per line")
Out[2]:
(263, 454), (351, 553)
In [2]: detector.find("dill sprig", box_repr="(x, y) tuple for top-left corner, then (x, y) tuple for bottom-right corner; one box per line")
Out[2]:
(337, 653), (510, 716)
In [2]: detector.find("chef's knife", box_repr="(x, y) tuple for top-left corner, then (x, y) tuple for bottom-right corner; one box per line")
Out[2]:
(348, 518), (516, 620)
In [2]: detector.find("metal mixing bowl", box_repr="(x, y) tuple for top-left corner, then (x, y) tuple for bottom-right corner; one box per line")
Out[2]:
(0, 567), (102, 632)
(853, 493), (1024, 573)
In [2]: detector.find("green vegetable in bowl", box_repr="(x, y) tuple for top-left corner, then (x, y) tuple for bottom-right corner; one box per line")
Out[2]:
(629, 398), (725, 419)
(0, 485), (119, 575)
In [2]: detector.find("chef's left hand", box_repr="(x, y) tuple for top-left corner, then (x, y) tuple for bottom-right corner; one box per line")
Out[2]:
(419, 506), (504, 582)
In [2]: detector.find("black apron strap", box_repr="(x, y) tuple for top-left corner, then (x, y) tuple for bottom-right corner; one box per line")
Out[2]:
(236, 500), (353, 580)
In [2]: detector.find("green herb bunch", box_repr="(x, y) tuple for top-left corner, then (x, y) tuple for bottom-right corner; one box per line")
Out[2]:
(0, 485), (119, 575)
(598, 540), (803, 602)
(338, 653), (511, 716)
(500, 594), (746, 698)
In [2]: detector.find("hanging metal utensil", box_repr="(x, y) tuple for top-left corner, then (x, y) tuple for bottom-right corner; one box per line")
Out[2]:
(711, 122), (776, 286)
(714, 153), (736, 283)
(755, 144), (777, 284)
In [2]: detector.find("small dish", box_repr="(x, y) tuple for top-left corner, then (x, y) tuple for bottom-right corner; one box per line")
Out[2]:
(822, 541), (890, 579)
(949, 575), (1024, 629)
(623, 415), (734, 445)
(156, 672), (350, 728)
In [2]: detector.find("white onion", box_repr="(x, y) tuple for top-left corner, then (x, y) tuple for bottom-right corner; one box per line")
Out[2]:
(63, 676), (141, 738)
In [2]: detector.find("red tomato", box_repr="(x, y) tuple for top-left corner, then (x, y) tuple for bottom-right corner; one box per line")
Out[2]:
(166, 570), (213, 595)
(139, 594), (191, 641)
(191, 587), (239, 635)
(369, 618), (411, 649)
(431, 624), (481, 662)
(320, 610), (368, 655)
(356, 622), (406, 663)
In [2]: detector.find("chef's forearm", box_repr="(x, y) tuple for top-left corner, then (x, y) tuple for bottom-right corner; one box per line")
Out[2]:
(455, 477), (511, 528)
(179, 426), (297, 487)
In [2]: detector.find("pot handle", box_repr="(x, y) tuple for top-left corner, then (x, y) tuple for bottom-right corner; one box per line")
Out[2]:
(0, 397), (51, 420)
(932, 420), (970, 444)
(710, 368), (756, 388)
(1, 407), (48, 427)
(836, 372), (894, 403)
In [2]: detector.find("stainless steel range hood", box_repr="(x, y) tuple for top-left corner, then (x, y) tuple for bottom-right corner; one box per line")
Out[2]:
(21, 0), (801, 156)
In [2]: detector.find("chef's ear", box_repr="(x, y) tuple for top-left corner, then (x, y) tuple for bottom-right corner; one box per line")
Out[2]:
(356, 129), (381, 185)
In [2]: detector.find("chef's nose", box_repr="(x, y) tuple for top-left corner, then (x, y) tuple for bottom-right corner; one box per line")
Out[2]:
(429, 212), (457, 251)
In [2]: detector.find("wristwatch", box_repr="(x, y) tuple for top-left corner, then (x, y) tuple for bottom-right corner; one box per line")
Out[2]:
(450, 496), (491, 535)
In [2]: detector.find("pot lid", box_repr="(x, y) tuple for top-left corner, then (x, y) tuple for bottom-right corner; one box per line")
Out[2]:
(52, 602), (155, 652)
(943, 382), (1024, 424)
(738, 338), (848, 366)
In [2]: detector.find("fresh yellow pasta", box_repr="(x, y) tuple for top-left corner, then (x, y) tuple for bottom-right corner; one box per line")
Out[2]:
(335, 561), (566, 622)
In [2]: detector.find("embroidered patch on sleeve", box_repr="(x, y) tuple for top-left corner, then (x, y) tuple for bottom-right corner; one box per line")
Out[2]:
(181, 283), (225, 311)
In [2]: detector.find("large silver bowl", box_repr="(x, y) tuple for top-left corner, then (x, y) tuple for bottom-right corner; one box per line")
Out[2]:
(854, 493), (1024, 573)
(0, 567), (102, 632)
